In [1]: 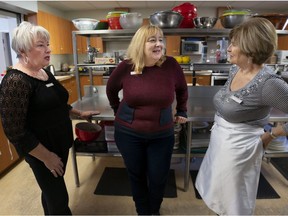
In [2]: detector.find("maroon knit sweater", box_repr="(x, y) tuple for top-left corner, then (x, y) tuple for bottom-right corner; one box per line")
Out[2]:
(106, 56), (188, 134)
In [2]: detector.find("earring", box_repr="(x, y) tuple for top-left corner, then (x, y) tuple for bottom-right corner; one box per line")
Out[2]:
(24, 56), (29, 64)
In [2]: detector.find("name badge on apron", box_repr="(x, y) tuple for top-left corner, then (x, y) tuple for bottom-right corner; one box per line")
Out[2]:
(230, 95), (242, 104)
(46, 83), (54, 87)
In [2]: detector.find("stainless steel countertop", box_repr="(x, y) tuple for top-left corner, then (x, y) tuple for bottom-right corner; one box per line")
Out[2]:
(71, 85), (288, 122)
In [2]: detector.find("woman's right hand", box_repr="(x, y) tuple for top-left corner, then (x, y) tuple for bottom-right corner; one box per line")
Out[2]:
(44, 151), (64, 177)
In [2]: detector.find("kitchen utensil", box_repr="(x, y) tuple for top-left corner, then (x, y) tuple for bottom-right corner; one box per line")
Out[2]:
(75, 122), (102, 142)
(106, 11), (128, 18)
(222, 9), (251, 16)
(87, 45), (97, 63)
(61, 63), (69, 72)
(119, 12), (143, 29)
(107, 16), (122, 29)
(172, 2), (198, 28)
(253, 13), (288, 30)
(220, 14), (251, 28)
(95, 20), (109, 30)
(193, 17), (218, 29)
(149, 10), (183, 28)
(72, 18), (99, 30)
(46, 64), (55, 75)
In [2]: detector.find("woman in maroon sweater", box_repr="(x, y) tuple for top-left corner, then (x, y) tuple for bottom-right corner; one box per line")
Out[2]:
(106, 25), (188, 215)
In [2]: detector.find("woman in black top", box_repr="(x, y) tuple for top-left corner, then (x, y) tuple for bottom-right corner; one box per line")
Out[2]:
(0, 21), (99, 215)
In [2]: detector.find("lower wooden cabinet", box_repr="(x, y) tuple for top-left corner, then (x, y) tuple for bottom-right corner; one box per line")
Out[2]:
(0, 117), (20, 175)
(185, 74), (211, 86)
(60, 77), (78, 104)
(80, 75), (104, 96)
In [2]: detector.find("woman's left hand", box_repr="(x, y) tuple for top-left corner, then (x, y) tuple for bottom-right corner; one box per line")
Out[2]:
(80, 110), (100, 122)
(174, 116), (187, 124)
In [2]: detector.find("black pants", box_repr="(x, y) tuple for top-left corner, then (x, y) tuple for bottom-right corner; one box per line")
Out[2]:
(115, 129), (174, 215)
(25, 151), (71, 215)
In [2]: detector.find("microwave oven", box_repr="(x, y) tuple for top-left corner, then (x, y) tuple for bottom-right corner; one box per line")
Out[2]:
(181, 40), (204, 55)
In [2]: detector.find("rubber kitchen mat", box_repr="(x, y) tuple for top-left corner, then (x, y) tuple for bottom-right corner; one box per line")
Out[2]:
(190, 170), (280, 199)
(270, 157), (288, 180)
(94, 167), (177, 198)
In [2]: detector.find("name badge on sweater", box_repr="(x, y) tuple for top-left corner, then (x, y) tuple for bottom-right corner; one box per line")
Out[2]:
(230, 95), (242, 104)
(46, 83), (54, 87)
(130, 71), (142, 75)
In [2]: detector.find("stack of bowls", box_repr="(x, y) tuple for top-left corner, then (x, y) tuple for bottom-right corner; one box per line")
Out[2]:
(107, 11), (127, 29)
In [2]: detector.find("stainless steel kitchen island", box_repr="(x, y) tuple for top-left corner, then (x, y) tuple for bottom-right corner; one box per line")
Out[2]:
(71, 85), (288, 190)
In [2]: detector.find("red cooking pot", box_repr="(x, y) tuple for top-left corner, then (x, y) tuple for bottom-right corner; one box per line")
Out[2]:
(75, 122), (102, 142)
(172, 2), (198, 28)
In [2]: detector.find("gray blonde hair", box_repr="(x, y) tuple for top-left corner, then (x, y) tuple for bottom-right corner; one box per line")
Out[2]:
(229, 17), (277, 65)
(12, 21), (50, 58)
(126, 25), (166, 74)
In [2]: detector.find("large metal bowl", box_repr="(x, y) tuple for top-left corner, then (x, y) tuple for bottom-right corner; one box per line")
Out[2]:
(220, 14), (251, 28)
(193, 17), (218, 29)
(254, 13), (288, 30)
(119, 12), (143, 29)
(72, 18), (99, 30)
(150, 11), (183, 28)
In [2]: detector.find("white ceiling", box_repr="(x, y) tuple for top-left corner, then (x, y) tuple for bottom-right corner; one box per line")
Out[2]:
(40, 1), (288, 12)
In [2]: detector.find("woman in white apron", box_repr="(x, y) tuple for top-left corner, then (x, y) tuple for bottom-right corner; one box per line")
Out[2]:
(196, 17), (288, 215)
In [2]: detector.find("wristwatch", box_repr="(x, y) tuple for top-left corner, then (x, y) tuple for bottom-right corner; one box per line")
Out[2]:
(269, 129), (277, 139)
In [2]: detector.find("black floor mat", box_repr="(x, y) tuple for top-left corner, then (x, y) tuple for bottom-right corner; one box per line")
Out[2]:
(270, 157), (288, 180)
(190, 170), (280, 199)
(94, 167), (177, 198)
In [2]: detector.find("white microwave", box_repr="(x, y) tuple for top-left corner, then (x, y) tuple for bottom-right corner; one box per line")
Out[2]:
(181, 40), (204, 55)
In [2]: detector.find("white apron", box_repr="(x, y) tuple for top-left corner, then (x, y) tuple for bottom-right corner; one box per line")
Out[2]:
(195, 115), (265, 215)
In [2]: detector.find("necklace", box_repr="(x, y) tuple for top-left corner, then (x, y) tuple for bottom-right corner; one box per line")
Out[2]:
(13, 63), (49, 81)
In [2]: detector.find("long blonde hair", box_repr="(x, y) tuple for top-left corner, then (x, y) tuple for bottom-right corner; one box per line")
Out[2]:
(126, 25), (166, 74)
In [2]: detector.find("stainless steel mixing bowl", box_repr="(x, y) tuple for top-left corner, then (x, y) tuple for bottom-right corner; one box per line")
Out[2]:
(149, 11), (183, 28)
(193, 17), (218, 28)
(220, 14), (251, 28)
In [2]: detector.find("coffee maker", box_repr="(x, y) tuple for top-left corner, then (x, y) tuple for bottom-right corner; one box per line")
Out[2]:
(86, 45), (97, 63)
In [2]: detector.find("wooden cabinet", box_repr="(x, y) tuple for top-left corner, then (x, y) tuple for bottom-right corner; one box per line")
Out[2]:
(0, 117), (20, 175)
(60, 77), (77, 104)
(185, 74), (211, 86)
(80, 75), (104, 95)
(166, 35), (181, 56)
(26, 11), (73, 54)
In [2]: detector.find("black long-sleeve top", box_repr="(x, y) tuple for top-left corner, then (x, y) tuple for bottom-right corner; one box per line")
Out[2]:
(0, 69), (73, 157)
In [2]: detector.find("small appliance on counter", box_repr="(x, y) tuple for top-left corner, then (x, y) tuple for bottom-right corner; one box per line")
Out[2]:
(46, 64), (55, 75)
(181, 38), (205, 55)
(84, 45), (98, 63)
(275, 50), (288, 64)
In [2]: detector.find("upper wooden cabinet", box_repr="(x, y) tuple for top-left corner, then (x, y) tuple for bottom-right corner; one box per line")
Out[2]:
(26, 10), (73, 54)
(166, 35), (181, 56)
(71, 23), (104, 54)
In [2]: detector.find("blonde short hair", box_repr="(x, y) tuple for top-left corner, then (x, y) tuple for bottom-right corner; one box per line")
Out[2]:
(12, 21), (50, 58)
(126, 25), (166, 74)
(229, 17), (277, 65)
